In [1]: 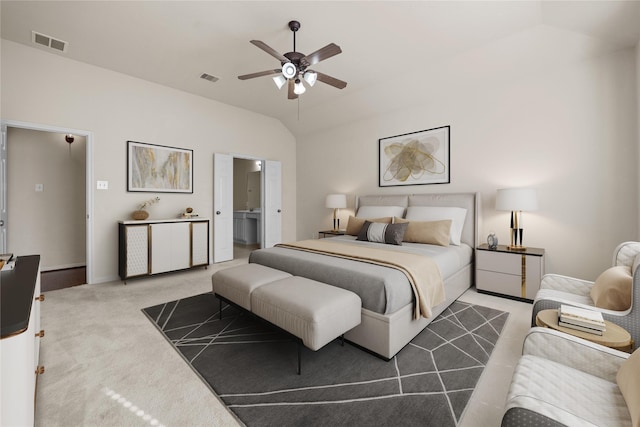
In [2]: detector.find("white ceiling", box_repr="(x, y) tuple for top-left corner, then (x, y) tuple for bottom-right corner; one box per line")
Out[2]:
(2, 1), (639, 137)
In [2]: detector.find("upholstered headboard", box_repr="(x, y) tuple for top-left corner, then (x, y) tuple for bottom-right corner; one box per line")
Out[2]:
(356, 193), (478, 247)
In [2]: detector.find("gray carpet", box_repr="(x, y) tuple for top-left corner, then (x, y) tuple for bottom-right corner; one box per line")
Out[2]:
(143, 293), (508, 426)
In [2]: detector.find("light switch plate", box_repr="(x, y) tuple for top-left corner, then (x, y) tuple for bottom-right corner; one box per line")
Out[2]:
(35, 184), (43, 192)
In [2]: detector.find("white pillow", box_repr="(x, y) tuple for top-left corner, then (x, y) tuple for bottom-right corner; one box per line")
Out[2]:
(356, 205), (405, 219)
(405, 206), (467, 245)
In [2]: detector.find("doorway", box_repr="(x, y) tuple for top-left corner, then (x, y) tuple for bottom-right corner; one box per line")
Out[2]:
(213, 153), (281, 263)
(1, 120), (93, 286)
(232, 158), (262, 259)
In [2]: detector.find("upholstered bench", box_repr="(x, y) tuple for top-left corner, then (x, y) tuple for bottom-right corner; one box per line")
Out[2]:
(211, 263), (292, 311)
(251, 276), (362, 352)
(211, 264), (362, 373)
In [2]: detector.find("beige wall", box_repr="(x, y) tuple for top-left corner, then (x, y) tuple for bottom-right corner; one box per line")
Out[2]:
(297, 48), (638, 280)
(1, 40), (297, 283)
(7, 128), (86, 270)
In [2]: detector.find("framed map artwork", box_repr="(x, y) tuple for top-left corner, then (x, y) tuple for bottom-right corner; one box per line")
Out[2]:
(379, 126), (450, 187)
(127, 141), (193, 193)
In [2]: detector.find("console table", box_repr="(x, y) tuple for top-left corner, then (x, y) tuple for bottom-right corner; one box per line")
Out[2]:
(118, 218), (209, 282)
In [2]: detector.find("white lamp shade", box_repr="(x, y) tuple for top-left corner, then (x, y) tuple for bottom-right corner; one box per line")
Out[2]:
(294, 79), (306, 95)
(272, 75), (287, 90)
(326, 194), (347, 209)
(303, 71), (317, 87)
(496, 188), (538, 211)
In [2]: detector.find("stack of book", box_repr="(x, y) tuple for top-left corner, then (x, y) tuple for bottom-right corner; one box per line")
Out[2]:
(558, 304), (606, 335)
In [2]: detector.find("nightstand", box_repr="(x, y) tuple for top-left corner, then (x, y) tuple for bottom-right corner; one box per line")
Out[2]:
(475, 244), (545, 301)
(318, 230), (345, 238)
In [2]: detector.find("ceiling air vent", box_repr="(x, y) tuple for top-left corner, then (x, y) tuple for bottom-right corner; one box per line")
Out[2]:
(32, 31), (68, 53)
(200, 73), (219, 83)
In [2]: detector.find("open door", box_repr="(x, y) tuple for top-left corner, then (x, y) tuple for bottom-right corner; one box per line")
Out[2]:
(213, 153), (233, 262)
(263, 160), (282, 248)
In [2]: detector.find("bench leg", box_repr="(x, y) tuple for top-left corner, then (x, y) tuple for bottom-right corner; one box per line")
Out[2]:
(219, 298), (222, 320)
(341, 334), (345, 347)
(297, 343), (302, 375)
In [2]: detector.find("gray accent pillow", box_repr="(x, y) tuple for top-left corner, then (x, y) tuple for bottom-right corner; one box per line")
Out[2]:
(356, 221), (408, 246)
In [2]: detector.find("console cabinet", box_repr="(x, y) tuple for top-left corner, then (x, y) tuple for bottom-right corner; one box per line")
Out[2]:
(1, 255), (43, 426)
(119, 218), (209, 281)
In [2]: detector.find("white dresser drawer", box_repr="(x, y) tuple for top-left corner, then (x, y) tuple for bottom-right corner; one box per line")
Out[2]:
(476, 270), (523, 298)
(476, 250), (522, 275)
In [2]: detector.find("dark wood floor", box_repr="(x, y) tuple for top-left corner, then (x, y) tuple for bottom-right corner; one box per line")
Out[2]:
(41, 266), (86, 292)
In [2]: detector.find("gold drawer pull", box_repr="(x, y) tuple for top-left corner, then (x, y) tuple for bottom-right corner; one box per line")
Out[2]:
(35, 295), (45, 302)
(35, 330), (45, 338)
(35, 366), (45, 375)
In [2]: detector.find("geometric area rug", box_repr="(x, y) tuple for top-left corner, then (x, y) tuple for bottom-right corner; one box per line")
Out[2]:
(142, 293), (508, 427)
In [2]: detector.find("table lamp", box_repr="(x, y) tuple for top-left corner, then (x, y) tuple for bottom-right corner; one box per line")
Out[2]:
(496, 188), (538, 250)
(326, 194), (347, 231)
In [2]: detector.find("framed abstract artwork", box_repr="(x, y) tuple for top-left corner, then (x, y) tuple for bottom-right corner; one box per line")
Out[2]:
(127, 141), (193, 193)
(379, 125), (450, 187)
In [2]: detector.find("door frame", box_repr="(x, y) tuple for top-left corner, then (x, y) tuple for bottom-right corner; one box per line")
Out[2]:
(0, 119), (94, 284)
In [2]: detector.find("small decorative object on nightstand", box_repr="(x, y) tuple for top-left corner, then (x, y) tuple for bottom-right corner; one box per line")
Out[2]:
(476, 243), (545, 301)
(487, 232), (498, 250)
(318, 230), (345, 239)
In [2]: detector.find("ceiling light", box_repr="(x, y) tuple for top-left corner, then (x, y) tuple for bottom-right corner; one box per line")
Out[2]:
(282, 62), (297, 79)
(303, 71), (317, 87)
(294, 79), (306, 95)
(272, 75), (287, 89)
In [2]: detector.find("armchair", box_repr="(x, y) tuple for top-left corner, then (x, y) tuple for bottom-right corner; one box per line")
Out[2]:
(531, 241), (640, 346)
(502, 327), (637, 427)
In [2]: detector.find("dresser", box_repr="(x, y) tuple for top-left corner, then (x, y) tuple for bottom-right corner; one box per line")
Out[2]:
(1, 255), (44, 425)
(476, 244), (545, 301)
(118, 218), (209, 282)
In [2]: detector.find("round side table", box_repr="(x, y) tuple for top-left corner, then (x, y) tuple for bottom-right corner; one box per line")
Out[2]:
(536, 309), (633, 352)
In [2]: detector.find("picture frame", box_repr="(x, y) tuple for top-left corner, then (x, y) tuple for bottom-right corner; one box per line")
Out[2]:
(127, 141), (193, 193)
(379, 125), (450, 187)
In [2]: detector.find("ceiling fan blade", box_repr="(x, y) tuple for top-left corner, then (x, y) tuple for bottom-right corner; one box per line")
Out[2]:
(315, 71), (347, 89)
(300, 43), (342, 67)
(250, 40), (288, 63)
(287, 79), (298, 100)
(238, 69), (281, 80)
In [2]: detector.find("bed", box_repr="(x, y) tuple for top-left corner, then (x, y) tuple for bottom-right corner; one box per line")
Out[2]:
(248, 192), (478, 359)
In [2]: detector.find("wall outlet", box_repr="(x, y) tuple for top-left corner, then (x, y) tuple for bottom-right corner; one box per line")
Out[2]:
(96, 180), (109, 190)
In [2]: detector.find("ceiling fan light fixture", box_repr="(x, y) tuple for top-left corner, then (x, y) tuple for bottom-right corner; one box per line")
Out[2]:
(294, 79), (306, 95)
(282, 62), (297, 79)
(303, 71), (317, 87)
(272, 74), (287, 89)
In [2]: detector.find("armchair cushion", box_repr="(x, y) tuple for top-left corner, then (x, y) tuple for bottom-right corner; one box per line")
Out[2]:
(591, 266), (632, 311)
(617, 349), (640, 427)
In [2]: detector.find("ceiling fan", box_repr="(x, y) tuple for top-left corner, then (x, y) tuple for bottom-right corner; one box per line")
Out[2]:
(238, 20), (347, 100)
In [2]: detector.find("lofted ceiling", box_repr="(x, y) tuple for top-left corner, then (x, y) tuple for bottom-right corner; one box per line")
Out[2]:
(2, 1), (639, 138)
